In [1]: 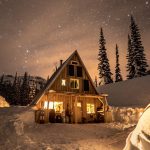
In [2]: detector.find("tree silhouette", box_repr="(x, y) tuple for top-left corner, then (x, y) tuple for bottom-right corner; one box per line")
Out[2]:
(98, 28), (113, 85)
(115, 44), (123, 82)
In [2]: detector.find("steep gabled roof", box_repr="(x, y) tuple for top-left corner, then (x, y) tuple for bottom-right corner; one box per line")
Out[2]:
(31, 50), (98, 105)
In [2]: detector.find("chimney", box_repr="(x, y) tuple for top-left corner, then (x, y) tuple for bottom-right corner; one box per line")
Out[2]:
(60, 59), (63, 67)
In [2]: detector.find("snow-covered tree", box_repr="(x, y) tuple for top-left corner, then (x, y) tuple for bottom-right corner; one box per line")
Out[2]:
(126, 35), (135, 79)
(20, 72), (30, 106)
(115, 44), (123, 82)
(98, 28), (113, 84)
(28, 78), (36, 103)
(130, 16), (149, 77)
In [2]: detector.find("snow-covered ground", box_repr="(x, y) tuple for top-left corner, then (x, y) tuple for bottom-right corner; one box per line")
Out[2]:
(0, 107), (133, 150)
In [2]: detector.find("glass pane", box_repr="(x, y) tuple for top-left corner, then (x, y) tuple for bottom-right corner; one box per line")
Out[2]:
(44, 101), (48, 109)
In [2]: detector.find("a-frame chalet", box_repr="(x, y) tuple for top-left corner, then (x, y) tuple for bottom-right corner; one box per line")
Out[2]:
(31, 50), (108, 123)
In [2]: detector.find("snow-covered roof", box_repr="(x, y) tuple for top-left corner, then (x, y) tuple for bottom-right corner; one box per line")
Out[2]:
(96, 75), (150, 107)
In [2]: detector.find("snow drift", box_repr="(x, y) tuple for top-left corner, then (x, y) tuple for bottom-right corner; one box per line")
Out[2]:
(97, 75), (150, 107)
(123, 104), (150, 150)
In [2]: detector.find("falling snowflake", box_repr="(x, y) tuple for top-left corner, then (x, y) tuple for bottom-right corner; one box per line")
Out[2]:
(146, 1), (149, 5)
(26, 49), (30, 54)
(58, 24), (62, 28)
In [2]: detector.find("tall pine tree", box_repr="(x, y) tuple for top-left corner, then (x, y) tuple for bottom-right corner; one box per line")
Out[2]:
(126, 35), (135, 79)
(115, 44), (123, 82)
(130, 16), (148, 77)
(20, 72), (29, 106)
(98, 28), (113, 84)
(12, 72), (20, 105)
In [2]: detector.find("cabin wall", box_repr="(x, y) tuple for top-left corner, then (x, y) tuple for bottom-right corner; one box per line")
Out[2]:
(50, 54), (97, 94)
(36, 93), (104, 123)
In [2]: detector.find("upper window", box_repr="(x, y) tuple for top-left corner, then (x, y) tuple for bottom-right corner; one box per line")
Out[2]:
(70, 79), (79, 89)
(77, 66), (83, 77)
(61, 79), (66, 86)
(83, 80), (89, 91)
(71, 61), (79, 65)
(68, 65), (74, 76)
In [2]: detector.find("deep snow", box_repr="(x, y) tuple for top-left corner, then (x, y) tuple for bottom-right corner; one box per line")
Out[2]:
(97, 75), (150, 107)
(0, 107), (133, 150)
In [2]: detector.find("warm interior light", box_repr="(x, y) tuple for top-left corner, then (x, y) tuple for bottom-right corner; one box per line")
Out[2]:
(62, 79), (66, 86)
(44, 101), (48, 109)
(87, 103), (95, 114)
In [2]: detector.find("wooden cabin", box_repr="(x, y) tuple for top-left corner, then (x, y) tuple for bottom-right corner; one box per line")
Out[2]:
(31, 50), (109, 123)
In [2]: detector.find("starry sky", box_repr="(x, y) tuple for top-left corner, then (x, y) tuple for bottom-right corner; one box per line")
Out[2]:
(0, 0), (150, 81)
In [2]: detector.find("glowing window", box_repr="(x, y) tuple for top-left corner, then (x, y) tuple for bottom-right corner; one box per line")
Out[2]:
(48, 101), (63, 113)
(44, 101), (48, 109)
(61, 79), (66, 86)
(87, 103), (95, 114)
(70, 79), (79, 89)
(77, 102), (81, 107)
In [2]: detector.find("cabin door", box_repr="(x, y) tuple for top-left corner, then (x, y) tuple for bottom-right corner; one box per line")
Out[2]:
(76, 102), (82, 123)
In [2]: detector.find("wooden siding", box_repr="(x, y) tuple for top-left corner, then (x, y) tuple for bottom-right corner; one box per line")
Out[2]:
(36, 93), (105, 123)
(50, 53), (97, 94)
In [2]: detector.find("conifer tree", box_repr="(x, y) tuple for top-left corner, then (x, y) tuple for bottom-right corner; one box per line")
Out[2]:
(0, 74), (4, 96)
(115, 44), (123, 82)
(126, 35), (135, 79)
(0, 74), (4, 84)
(12, 72), (20, 105)
(98, 28), (113, 84)
(130, 16), (148, 77)
(20, 72), (29, 106)
(28, 78), (36, 103)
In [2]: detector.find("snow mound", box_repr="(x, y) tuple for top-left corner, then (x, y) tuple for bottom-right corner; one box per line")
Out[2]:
(110, 106), (144, 124)
(123, 104), (150, 149)
(0, 96), (10, 107)
(16, 108), (35, 125)
(97, 76), (150, 107)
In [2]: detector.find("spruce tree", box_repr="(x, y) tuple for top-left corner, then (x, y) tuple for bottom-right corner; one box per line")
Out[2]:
(98, 28), (113, 84)
(130, 16), (148, 77)
(28, 79), (36, 103)
(126, 35), (135, 79)
(20, 72), (29, 106)
(115, 44), (123, 82)
(12, 72), (20, 105)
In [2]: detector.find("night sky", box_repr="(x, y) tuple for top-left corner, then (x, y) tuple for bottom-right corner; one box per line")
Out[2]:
(0, 0), (150, 80)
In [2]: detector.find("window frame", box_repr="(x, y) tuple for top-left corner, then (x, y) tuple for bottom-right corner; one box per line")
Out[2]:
(61, 79), (66, 86)
(86, 103), (95, 114)
(70, 78), (79, 89)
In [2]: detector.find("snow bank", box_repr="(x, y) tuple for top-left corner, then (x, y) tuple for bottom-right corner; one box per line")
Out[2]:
(110, 106), (144, 124)
(0, 96), (10, 107)
(16, 108), (35, 125)
(97, 75), (150, 107)
(123, 104), (150, 150)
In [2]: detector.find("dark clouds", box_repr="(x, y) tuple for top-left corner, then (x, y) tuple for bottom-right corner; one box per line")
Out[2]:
(0, 0), (150, 80)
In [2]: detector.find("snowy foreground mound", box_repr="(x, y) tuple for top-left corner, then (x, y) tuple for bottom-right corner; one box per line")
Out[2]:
(0, 107), (133, 150)
(124, 104), (150, 149)
(97, 75), (150, 107)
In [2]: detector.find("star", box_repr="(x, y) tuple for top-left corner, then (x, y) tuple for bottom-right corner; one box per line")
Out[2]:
(146, 1), (149, 5)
